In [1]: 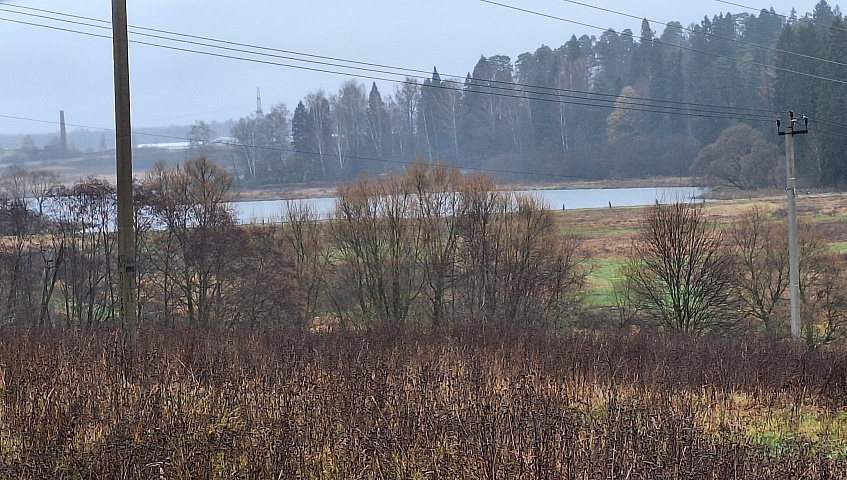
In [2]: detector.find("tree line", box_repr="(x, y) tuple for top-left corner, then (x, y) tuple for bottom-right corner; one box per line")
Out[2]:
(0, 159), (844, 345)
(191, 1), (846, 189)
(0, 160), (586, 330)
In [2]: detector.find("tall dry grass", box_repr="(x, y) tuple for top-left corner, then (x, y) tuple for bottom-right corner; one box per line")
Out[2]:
(1, 325), (845, 478)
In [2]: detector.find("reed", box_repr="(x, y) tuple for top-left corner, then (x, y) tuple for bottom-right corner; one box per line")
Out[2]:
(1, 324), (845, 478)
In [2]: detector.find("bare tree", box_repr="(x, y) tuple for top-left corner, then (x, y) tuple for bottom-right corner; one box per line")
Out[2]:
(454, 185), (587, 325)
(331, 81), (368, 175)
(0, 196), (44, 324)
(50, 178), (118, 327)
(143, 156), (237, 327)
(408, 162), (464, 325)
(620, 202), (739, 331)
(690, 125), (781, 189)
(327, 164), (589, 326)
(28, 170), (59, 215)
(305, 92), (332, 180)
(283, 201), (327, 325)
(392, 79), (420, 160)
(797, 229), (847, 345)
(0, 166), (59, 215)
(230, 105), (290, 183)
(730, 207), (789, 335)
(330, 174), (423, 325)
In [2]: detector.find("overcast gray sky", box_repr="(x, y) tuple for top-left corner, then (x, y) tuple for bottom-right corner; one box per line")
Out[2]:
(0, 0), (817, 136)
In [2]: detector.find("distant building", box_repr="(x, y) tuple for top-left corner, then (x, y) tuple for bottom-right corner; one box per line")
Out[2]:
(136, 142), (191, 151)
(136, 138), (236, 150)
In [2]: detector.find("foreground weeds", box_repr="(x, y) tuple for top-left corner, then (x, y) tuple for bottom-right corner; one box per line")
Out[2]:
(1, 325), (846, 478)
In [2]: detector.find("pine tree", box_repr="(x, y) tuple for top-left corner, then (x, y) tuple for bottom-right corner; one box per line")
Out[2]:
(367, 82), (390, 165)
(291, 101), (310, 154)
(419, 68), (444, 160)
(816, 15), (847, 186)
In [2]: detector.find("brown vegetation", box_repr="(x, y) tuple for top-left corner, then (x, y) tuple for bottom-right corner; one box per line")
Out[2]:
(3, 161), (847, 476)
(618, 202), (738, 331)
(1, 325), (846, 478)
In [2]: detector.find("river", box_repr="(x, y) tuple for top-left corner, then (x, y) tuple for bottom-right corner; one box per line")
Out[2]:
(234, 186), (707, 224)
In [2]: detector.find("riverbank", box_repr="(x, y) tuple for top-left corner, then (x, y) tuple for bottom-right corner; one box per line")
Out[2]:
(568, 190), (847, 305)
(235, 176), (701, 201)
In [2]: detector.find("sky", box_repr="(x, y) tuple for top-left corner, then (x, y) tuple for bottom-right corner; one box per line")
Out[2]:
(0, 0), (819, 138)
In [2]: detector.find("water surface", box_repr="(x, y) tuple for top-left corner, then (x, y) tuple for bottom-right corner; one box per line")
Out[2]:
(234, 186), (706, 224)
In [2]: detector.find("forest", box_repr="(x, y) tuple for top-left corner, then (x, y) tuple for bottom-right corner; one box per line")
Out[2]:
(5, 2), (847, 476)
(0, 158), (845, 344)
(4, 3), (846, 190)
(172, 1), (847, 190)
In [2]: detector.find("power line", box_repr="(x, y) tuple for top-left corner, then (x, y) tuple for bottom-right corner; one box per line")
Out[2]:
(716, 0), (847, 38)
(2, 3), (429, 78)
(1, 6), (843, 189)
(0, 14), (777, 123)
(809, 127), (847, 140)
(0, 4), (778, 120)
(0, 5), (820, 127)
(5, 4), (846, 129)
(0, 113), (610, 182)
(557, 0), (847, 70)
(476, 0), (847, 85)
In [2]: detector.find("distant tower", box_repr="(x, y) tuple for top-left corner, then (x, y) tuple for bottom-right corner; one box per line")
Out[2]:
(59, 110), (68, 152)
(256, 87), (263, 116)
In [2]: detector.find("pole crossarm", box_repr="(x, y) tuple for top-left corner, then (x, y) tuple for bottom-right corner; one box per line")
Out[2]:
(776, 110), (807, 341)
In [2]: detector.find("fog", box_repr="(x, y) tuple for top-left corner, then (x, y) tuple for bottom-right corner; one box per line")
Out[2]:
(0, 0), (809, 136)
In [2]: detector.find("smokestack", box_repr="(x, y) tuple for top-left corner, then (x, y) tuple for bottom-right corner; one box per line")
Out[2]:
(59, 110), (68, 152)
(256, 87), (263, 116)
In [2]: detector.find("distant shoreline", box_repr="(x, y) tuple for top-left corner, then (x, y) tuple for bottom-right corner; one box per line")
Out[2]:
(235, 176), (700, 202)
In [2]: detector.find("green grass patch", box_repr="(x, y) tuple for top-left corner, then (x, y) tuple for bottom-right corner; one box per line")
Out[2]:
(743, 407), (847, 459)
(585, 259), (626, 307)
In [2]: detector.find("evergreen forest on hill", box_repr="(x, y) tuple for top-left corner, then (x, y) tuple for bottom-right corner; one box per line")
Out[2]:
(5, 2), (847, 191)
(198, 1), (847, 189)
(5, 4), (847, 475)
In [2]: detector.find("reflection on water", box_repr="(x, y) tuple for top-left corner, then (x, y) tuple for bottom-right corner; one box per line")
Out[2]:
(234, 187), (707, 224)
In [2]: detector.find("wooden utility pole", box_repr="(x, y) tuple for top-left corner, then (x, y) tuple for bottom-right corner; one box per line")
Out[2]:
(111, 0), (137, 343)
(777, 111), (807, 340)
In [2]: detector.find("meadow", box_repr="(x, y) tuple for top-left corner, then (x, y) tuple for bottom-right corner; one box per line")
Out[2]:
(1, 324), (846, 478)
(573, 191), (847, 306)
(3, 183), (847, 478)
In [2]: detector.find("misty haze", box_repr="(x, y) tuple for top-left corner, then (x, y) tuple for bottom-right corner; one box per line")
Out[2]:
(2, 0), (847, 477)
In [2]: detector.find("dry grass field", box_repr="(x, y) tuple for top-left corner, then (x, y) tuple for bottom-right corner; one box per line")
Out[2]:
(1, 325), (846, 479)
(569, 191), (847, 304)
(2, 187), (847, 478)
(567, 191), (847, 260)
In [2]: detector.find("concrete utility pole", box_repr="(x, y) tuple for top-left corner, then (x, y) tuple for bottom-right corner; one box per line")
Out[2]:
(777, 111), (808, 340)
(111, 0), (137, 339)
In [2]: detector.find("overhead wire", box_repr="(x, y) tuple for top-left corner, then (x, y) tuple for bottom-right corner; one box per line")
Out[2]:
(476, 0), (847, 85)
(5, 4), (847, 179)
(3, 4), (429, 78)
(717, 0), (847, 39)
(3, 4), (788, 121)
(0, 113), (610, 182)
(556, 0), (847, 70)
(0, 4), (770, 121)
(0, 3), (783, 122)
(0, 17), (777, 125)
(2, 3), (845, 129)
